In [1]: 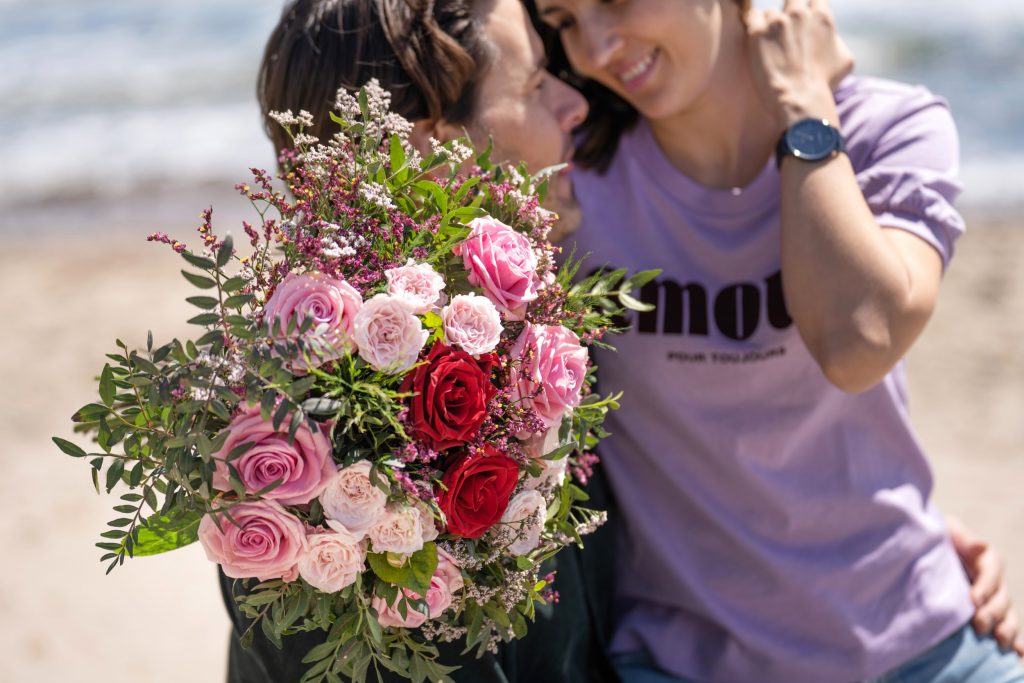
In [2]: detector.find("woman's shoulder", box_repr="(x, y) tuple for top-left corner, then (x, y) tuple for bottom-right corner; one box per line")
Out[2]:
(836, 75), (954, 134)
(835, 75), (958, 167)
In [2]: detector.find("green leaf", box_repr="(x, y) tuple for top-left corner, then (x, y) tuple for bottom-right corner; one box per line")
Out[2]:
(222, 276), (247, 293)
(181, 270), (217, 290)
(99, 364), (115, 407)
(406, 543), (438, 595)
(217, 234), (234, 268)
(73, 402), (109, 422)
(301, 640), (338, 664)
(132, 510), (202, 557)
(224, 293), (254, 309)
(105, 458), (125, 493)
(188, 313), (221, 326)
(366, 543), (437, 595)
(421, 311), (442, 329)
(625, 268), (662, 289)
(182, 251), (217, 270)
(618, 291), (655, 312)
(196, 329), (224, 346)
(389, 133), (406, 172)
(186, 296), (220, 310)
(52, 436), (87, 458)
(301, 398), (341, 416)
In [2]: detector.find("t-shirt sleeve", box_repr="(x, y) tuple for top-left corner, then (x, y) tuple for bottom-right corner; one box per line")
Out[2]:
(853, 88), (966, 267)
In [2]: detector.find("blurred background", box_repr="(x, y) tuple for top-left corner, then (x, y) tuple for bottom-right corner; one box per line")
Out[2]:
(0, 0), (1021, 681)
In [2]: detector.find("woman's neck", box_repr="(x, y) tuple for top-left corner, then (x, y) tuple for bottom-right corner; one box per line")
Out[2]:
(647, 38), (779, 190)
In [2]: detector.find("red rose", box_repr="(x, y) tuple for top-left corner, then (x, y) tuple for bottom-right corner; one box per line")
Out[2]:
(401, 342), (497, 451)
(437, 449), (519, 539)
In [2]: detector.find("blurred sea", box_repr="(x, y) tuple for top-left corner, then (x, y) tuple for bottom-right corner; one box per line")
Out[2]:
(0, 0), (1021, 235)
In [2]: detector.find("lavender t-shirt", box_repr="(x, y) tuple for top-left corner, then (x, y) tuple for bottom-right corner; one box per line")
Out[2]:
(569, 76), (972, 682)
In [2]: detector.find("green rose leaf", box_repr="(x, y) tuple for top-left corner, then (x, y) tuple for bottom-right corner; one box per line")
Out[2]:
(132, 509), (201, 556)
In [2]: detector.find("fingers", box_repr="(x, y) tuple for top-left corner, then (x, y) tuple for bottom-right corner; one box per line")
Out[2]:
(974, 584), (1012, 636)
(946, 514), (975, 557)
(745, 7), (767, 33)
(970, 545), (1006, 608)
(993, 608), (1020, 651)
(783, 0), (810, 12)
(1015, 637), (1024, 658)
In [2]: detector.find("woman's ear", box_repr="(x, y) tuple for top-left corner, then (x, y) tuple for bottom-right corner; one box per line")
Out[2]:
(410, 118), (471, 151)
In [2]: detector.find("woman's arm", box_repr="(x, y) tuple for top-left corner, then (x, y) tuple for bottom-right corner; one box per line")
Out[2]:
(777, 153), (943, 393)
(746, 0), (951, 393)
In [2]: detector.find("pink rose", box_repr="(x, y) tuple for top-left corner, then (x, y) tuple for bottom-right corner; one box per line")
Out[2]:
(509, 323), (588, 429)
(263, 272), (363, 368)
(500, 490), (547, 556)
(417, 502), (440, 544)
(198, 500), (307, 582)
(521, 429), (569, 490)
(211, 406), (335, 506)
(426, 547), (464, 617)
(372, 588), (428, 629)
(385, 259), (446, 314)
(298, 530), (366, 593)
(453, 217), (539, 320)
(320, 461), (388, 539)
(367, 505), (425, 556)
(442, 294), (503, 356)
(352, 294), (428, 373)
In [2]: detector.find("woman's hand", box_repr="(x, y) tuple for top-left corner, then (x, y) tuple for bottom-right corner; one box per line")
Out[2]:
(743, 0), (854, 130)
(948, 515), (1024, 655)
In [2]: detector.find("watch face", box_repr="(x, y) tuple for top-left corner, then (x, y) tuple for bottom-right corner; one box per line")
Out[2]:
(786, 119), (839, 161)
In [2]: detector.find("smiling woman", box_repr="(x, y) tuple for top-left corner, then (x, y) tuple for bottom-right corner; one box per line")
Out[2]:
(527, 0), (1024, 681)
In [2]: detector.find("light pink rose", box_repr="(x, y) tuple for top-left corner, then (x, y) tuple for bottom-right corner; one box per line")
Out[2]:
(372, 588), (428, 629)
(352, 294), (428, 373)
(385, 259), (446, 314)
(435, 546), (464, 593)
(442, 294), (503, 356)
(263, 272), (363, 368)
(320, 461), (388, 539)
(453, 216), (539, 320)
(298, 530), (366, 593)
(198, 500), (307, 582)
(521, 429), (569, 490)
(211, 405), (335, 506)
(368, 505), (424, 556)
(509, 323), (588, 429)
(500, 489), (547, 556)
(426, 546), (464, 618)
(417, 502), (439, 544)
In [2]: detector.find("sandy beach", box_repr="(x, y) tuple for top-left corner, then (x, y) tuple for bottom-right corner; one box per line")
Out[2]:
(0, 198), (1021, 682)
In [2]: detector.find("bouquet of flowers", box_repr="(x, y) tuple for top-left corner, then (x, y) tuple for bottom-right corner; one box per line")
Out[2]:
(55, 80), (655, 683)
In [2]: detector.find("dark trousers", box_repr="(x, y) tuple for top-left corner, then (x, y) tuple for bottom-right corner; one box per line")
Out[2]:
(220, 465), (621, 683)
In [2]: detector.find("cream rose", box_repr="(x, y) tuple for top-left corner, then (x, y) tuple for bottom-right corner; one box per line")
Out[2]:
(320, 461), (388, 539)
(298, 530), (366, 593)
(352, 294), (428, 373)
(368, 505), (424, 556)
(500, 490), (547, 556)
(385, 259), (446, 314)
(442, 293), (503, 356)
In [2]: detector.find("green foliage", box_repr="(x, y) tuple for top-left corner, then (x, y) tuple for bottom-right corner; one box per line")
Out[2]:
(57, 80), (661, 683)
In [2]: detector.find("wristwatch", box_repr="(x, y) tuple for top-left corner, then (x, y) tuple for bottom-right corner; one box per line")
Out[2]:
(775, 118), (847, 168)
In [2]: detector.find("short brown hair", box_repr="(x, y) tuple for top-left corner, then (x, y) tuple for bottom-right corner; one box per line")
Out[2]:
(258, 0), (493, 154)
(529, 0), (752, 173)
